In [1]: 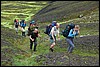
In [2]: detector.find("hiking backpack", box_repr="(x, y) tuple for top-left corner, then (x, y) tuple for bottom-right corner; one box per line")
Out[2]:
(62, 23), (75, 37)
(44, 21), (57, 35)
(20, 21), (26, 28)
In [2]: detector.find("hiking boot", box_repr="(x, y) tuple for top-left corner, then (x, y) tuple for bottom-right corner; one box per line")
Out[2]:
(33, 49), (37, 52)
(49, 48), (53, 52)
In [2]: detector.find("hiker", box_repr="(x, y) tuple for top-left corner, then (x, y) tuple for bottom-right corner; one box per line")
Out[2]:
(29, 28), (40, 51)
(66, 25), (80, 53)
(14, 19), (19, 33)
(49, 22), (60, 52)
(44, 21), (57, 36)
(20, 20), (26, 37)
(27, 20), (38, 36)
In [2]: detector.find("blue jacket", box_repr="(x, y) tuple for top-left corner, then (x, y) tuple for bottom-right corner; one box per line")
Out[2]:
(68, 29), (78, 38)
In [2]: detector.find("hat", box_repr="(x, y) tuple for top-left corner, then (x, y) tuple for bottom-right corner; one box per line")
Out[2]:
(30, 20), (35, 24)
(32, 20), (35, 23)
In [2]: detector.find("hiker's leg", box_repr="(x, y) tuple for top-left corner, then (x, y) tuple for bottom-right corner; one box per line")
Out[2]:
(15, 25), (18, 33)
(33, 39), (37, 51)
(22, 32), (25, 36)
(70, 38), (75, 53)
(50, 36), (56, 48)
(23, 32), (25, 36)
(15, 27), (17, 33)
(17, 28), (18, 33)
(70, 43), (75, 53)
(68, 39), (75, 53)
(66, 38), (70, 51)
(50, 42), (55, 48)
(49, 35), (56, 52)
(23, 27), (25, 36)
(49, 36), (53, 52)
(16, 27), (18, 33)
(66, 38), (74, 52)
(23, 27), (25, 29)
(50, 42), (55, 52)
(30, 39), (33, 50)
(34, 42), (37, 51)
(22, 32), (23, 36)
(68, 44), (71, 52)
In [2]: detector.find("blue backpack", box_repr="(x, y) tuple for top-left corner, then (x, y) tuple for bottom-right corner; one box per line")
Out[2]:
(44, 22), (57, 35)
(20, 20), (26, 27)
(62, 23), (75, 37)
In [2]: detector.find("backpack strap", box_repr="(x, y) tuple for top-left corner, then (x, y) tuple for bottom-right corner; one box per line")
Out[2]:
(53, 26), (56, 31)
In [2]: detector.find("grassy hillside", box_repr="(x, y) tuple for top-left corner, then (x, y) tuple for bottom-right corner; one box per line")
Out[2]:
(1, 1), (99, 66)
(1, 1), (48, 66)
(1, 25), (28, 66)
(1, 1), (48, 28)
(1, 24), (99, 66)
(33, 1), (99, 23)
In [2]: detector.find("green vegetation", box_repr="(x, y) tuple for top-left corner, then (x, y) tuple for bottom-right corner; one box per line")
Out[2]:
(1, 1), (99, 66)
(1, 1), (48, 28)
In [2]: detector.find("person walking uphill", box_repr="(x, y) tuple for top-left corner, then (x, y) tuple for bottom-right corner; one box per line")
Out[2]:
(20, 20), (26, 37)
(66, 25), (80, 53)
(27, 20), (38, 36)
(14, 19), (19, 33)
(29, 28), (40, 51)
(49, 23), (60, 52)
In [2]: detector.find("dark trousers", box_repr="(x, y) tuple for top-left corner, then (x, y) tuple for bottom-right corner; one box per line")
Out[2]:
(30, 39), (37, 51)
(22, 32), (25, 36)
(15, 25), (18, 28)
(22, 27), (25, 36)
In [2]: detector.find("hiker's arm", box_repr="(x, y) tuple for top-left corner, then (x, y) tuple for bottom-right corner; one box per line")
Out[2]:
(58, 29), (60, 40)
(68, 29), (77, 37)
(29, 35), (32, 40)
(38, 34), (41, 38)
(51, 31), (55, 42)
(25, 24), (26, 27)
(51, 28), (55, 41)
(37, 31), (41, 38)
(30, 35), (34, 41)
(74, 29), (80, 35)
(74, 28), (80, 35)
